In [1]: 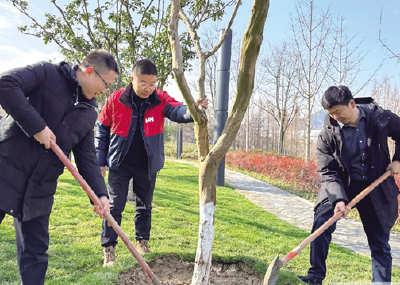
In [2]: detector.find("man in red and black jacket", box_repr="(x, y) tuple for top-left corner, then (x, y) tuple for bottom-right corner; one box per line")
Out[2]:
(95, 59), (206, 266)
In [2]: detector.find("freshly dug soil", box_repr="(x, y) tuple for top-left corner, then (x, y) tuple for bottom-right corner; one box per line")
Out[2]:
(119, 254), (263, 285)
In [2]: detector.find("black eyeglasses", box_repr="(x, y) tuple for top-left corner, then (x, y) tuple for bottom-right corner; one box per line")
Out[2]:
(92, 68), (111, 90)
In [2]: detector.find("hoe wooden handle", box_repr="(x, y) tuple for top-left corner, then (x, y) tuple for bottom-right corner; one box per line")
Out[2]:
(280, 169), (392, 267)
(50, 140), (162, 285)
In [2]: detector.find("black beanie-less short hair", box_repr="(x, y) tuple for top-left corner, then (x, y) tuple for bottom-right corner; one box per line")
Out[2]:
(321, 85), (353, 109)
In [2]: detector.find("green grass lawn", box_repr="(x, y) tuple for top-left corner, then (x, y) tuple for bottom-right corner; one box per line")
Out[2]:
(1, 161), (399, 284)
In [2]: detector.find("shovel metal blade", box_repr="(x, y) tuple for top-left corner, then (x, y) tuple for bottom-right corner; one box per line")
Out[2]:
(263, 254), (281, 285)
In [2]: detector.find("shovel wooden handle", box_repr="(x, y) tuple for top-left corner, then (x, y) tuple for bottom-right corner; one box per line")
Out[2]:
(50, 140), (162, 285)
(279, 169), (392, 268)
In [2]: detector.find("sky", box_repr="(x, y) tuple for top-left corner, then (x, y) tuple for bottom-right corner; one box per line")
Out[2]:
(0, 0), (400, 101)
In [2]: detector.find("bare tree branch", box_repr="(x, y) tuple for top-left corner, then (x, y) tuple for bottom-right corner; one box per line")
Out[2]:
(204, 0), (242, 59)
(379, 8), (400, 62)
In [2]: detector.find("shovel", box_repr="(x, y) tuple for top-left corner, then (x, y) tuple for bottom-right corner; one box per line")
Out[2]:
(263, 169), (392, 285)
(50, 140), (162, 285)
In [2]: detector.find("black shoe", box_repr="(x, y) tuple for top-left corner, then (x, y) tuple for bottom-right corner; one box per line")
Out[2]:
(297, 275), (322, 285)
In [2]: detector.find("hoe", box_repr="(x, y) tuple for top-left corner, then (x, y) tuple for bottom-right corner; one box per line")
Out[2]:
(263, 170), (391, 285)
(50, 140), (162, 285)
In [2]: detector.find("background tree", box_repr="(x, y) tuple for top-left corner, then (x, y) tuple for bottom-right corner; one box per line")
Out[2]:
(9, 0), (196, 98)
(371, 76), (400, 112)
(328, 16), (382, 95)
(290, 0), (335, 161)
(174, 0), (386, 161)
(258, 41), (300, 155)
(370, 76), (400, 155)
(379, 9), (400, 63)
(167, 0), (269, 284)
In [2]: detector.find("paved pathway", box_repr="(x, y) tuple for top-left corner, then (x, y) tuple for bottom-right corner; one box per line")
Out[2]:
(224, 169), (400, 267)
(173, 160), (400, 267)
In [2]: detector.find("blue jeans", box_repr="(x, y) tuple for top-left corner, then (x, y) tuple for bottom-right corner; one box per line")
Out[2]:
(0, 210), (5, 223)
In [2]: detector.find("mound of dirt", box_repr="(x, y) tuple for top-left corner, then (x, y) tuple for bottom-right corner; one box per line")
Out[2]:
(119, 254), (263, 285)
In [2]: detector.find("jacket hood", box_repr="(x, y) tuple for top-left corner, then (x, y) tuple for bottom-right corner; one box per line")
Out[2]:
(56, 62), (97, 107)
(323, 113), (338, 128)
(56, 62), (77, 86)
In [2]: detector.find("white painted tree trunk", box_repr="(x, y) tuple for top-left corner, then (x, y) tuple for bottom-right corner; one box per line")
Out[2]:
(191, 201), (216, 285)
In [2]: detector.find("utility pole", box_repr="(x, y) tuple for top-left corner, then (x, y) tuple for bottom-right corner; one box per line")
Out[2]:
(214, 29), (232, 186)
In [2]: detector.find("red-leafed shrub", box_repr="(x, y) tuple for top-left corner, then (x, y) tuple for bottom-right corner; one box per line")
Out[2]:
(226, 150), (400, 222)
(226, 150), (320, 195)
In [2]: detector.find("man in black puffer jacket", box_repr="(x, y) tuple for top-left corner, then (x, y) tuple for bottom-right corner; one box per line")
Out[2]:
(0, 50), (117, 285)
(298, 86), (400, 284)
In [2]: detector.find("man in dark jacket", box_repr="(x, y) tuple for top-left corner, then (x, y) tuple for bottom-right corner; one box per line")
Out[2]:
(298, 85), (400, 284)
(96, 59), (207, 266)
(0, 49), (117, 285)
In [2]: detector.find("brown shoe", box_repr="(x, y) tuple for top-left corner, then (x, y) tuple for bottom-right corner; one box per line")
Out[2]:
(136, 240), (151, 255)
(103, 245), (116, 267)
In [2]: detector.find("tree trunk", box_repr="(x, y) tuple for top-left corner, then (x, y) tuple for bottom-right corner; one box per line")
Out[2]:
(191, 160), (218, 284)
(278, 117), (285, 155)
(168, 0), (270, 284)
(305, 96), (311, 161)
(245, 110), (249, 151)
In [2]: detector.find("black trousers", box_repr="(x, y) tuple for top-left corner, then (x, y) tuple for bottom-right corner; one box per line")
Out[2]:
(307, 180), (392, 282)
(101, 165), (157, 247)
(0, 210), (50, 285)
(0, 210), (5, 223)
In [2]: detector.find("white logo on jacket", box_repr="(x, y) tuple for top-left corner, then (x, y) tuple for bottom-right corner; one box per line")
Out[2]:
(145, 117), (154, 123)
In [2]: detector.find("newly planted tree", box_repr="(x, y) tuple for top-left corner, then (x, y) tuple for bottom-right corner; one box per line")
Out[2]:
(168, 0), (269, 283)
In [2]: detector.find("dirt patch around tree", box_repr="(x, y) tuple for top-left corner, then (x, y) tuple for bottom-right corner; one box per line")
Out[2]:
(119, 254), (263, 285)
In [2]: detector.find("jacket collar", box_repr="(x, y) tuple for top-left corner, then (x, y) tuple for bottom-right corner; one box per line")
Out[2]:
(336, 108), (366, 129)
(321, 103), (384, 175)
(323, 104), (385, 150)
